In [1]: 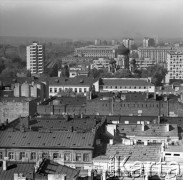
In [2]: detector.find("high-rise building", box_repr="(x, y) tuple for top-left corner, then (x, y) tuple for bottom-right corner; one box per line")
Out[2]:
(143, 37), (155, 47)
(26, 42), (45, 74)
(166, 51), (183, 83)
(94, 39), (101, 45)
(122, 38), (134, 49)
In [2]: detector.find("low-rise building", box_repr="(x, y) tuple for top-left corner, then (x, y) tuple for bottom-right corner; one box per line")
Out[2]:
(90, 58), (111, 71)
(48, 76), (99, 97)
(100, 78), (155, 93)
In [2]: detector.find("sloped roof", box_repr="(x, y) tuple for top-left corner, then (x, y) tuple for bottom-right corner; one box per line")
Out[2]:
(0, 162), (35, 180)
(36, 159), (79, 179)
(101, 78), (153, 86)
(49, 76), (98, 86)
(117, 123), (178, 137)
(0, 131), (95, 149)
(94, 144), (161, 162)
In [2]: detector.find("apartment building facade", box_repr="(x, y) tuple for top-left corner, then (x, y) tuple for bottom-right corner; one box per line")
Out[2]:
(122, 38), (134, 49)
(143, 37), (155, 47)
(138, 46), (173, 63)
(166, 52), (183, 83)
(26, 42), (45, 74)
(75, 45), (118, 58)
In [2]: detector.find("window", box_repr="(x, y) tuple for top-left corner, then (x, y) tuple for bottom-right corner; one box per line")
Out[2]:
(20, 152), (26, 160)
(174, 154), (180, 156)
(31, 152), (36, 160)
(59, 88), (62, 92)
(54, 88), (57, 93)
(165, 153), (171, 156)
(50, 88), (53, 93)
(84, 88), (86, 93)
(79, 88), (82, 92)
(8, 152), (14, 160)
(64, 153), (71, 161)
(0, 151), (3, 159)
(76, 153), (82, 162)
(83, 153), (89, 162)
(53, 153), (59, 159)
(75, 88), (77, 93)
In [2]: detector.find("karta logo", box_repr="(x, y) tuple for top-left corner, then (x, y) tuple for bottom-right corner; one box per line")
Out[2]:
(106, 157), (183, 179)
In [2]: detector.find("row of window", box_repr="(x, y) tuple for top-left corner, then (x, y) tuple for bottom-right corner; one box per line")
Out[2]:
(104, 86), (149, 89)
(0, 151), (90, 162)
(50, 87), (87, 93)
(103, 103), (162, 108)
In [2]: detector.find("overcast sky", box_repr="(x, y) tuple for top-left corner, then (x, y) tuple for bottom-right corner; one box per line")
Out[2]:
(0, 0), (183, 39)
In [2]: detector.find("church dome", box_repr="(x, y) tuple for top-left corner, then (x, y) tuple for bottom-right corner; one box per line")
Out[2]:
(117, 45), (130, 55)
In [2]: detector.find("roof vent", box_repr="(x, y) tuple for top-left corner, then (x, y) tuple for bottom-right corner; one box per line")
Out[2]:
(55, 79), (59, 83)
(80, 79), (84, 83)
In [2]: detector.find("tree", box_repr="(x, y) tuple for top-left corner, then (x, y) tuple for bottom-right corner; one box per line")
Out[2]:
(61, 65), (69, 77)
(114, 69), (132, 78)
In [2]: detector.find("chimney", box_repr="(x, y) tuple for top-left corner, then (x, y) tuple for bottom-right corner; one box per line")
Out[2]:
(144, 141), (148, 146)
(14, 173), (18, 180)
(154, 92), (156, 100)
(146, 92), (149, 99)
(166, 124), (169, 132)
(3, 160), (7, 171)
(109, 139), (113, 145)
(61, 174), (66, 180)
(80, 113), (83, 119)
(141, 123), (145, 131)
(157, 116), (161, 124)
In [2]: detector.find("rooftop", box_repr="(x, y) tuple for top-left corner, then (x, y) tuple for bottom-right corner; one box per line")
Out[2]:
(75, 45), (119, 50)
(101, 78), (153, 86)
(94, 144), (161, 162)
(0, 162), (35, 180)
(0, 131), (95, 149)
(117, 123), (178, 137)
(49, 76), (98, 86)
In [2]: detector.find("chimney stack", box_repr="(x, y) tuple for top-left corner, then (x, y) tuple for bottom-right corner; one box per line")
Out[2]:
(141, 122), (145, 131)
(109, 139), (113, 145)
(3, 160), (7, 171)
(158, 116), (161, 124)
(166, 124), (169, 132)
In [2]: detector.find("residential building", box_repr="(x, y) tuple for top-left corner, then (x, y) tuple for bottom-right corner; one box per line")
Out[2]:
(134, 57), (156, 69)
(90, 58), (111, 71)
(95, 39), (101, 45)
(26, 42), (45, 74)
(138, 46), (173, 63)
(165, 52), (183, 83)
(122, 38), (134, 49)
(100, 78), (155, 93)
(75, 45), (119, 58)
(48, 76), (99, 97)
(143, 37), (155, 47)
(0, 159), (79, 180)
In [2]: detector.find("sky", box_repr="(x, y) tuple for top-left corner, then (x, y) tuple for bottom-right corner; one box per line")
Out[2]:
(0, 0), (183, 39)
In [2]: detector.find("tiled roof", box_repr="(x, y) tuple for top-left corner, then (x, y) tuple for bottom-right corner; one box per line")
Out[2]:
(0, 162), (35, 180)
(0, 131), (95, 149)
(49, 76), (98, 86)
(117, 124), (178, 137)
(101, 78), (153, 86)
(94, 144), (161, 162)
(165, 144), (183, 152)
(30, 116), (103, 132)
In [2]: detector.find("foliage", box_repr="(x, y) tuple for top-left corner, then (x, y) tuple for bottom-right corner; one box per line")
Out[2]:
(61, 64), (69, 77)
(114, 69), (132, 78)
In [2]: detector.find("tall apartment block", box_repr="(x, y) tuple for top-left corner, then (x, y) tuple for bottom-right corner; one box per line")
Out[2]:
(26, 42), (45, 74)
(143, 37), (155, 47)
(138, 46), (173, 63)
(166, 52), (183, 83)
(122, 38), (134, 49)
